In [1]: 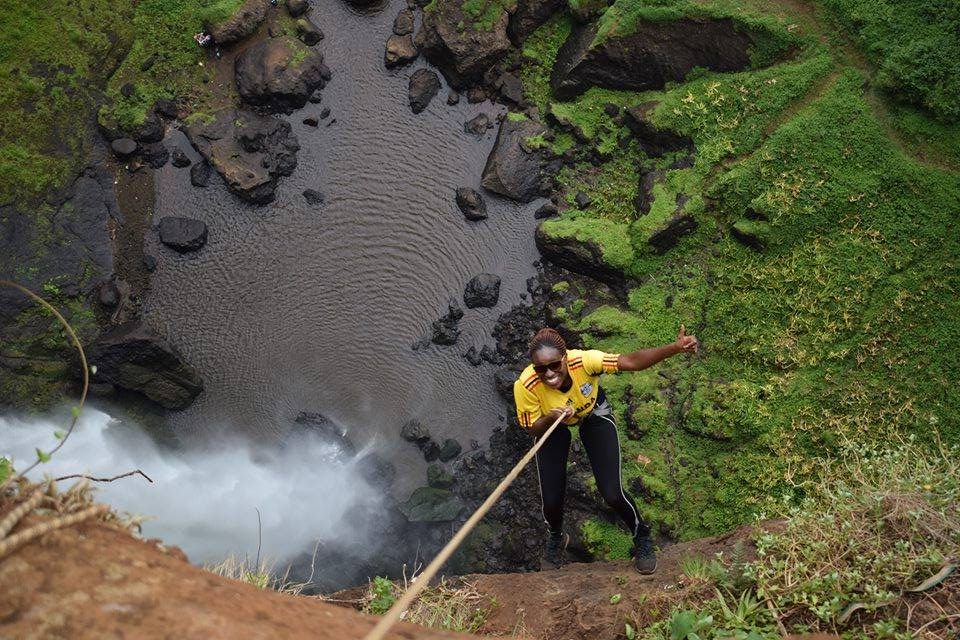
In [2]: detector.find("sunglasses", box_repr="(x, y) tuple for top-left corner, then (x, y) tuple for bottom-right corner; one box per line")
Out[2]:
(533, 358), (565, 375)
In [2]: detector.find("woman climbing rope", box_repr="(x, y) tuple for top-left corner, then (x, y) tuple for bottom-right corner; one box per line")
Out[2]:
(513, 326), (698, 574)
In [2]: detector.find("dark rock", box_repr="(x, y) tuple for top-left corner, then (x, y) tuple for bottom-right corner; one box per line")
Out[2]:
(493, 368), (518, 401)
(143, 254), (157, 272)
(132, 109), (164, 142)
(98, 281), (120, 308)
(320, 106), (331, 119)
(295, 17), (324, 45)
(293, 412), (353, 454)
(507, 0), (565, 45)
(235, 36), (327, 113)
(401, 419), (431, 443)
(427, 464), (455, 489)
(408, 68), (440, 114)
(648, 211), (697, 253)
(356, 452), (396, 486)
(154, 99), (178, 120)
(111, 138), (138, 159)
(302, 188), (324, 206)
(141, 143), (169, 169)
(158, 217), (208, 253)
(463, 273), (501, 308)
(185, 108), (299, 204)
(574, 191), (592, 208)
(455, 187), (487, 220)
(86, 321), (203, 409)
(422, 440), (441, 462)
(669, 154), (695, 170)
(495, 72), (525, 106)
(624, 102), (695, 157)
(207, 0), (267, 45)
(464, 346), (483, 366)
(603, 102), (620, 117)
(393, 8), (414, 35)
(414, 0), (512, 88)
(464, 113), (491, 136)
(120, 83), (135, 98)
(636, 168), (666, 215)
(534, 202), (558, 219)
(569, 0), (609, 22)
(303, 116), (319, 127)
(190, 161), (212, 188)
(287, 0), (309, 17)
(730, 219), (770, 250)
(431, 298), (463, 345)
(385, 34), (419, 68)
(535, 223), (626, 290)
(480, 344), (503, 365)
(438, 438), (462, 462)
(446, 90), (460, 105)
(140, 54), (158, 72)
(399, 487), (463, 522)
(551, 18), (755, 100)
(308, 90), (323, 104)
(319, 64), (332, 81)
(466, 86), (488, 103)
(170, 147), (191, 168)
(481, 118), (549, 202)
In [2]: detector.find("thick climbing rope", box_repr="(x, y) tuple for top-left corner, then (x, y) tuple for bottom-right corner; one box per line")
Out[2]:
(363, 411), (568, 640)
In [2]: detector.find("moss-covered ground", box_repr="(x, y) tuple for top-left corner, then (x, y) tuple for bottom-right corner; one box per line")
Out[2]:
(519, 0), (960, 553)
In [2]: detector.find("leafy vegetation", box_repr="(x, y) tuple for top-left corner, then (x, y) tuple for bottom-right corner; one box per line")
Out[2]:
(362, 576), (490, 633)
(581, 517), (634, 560)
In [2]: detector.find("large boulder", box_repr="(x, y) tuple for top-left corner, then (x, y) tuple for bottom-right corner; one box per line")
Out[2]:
(86, 321), (203, 409)
(185, 108), (299, 204)
(551, 18), (755, 100)
(207, 0), (268, 45)
(399, 487), (464, 522)
(455, 187), (487, 220)
(535, 224), (627, 290)
(158, 217), (208, 253)
(408, 68), (440, 114)
(507, 0), (566, 45)
(463, 273), (501, 308)
(414, 0), (512, 88)
(481, 118), (550, 202)
(235, 36), (328, 113)
(384, 34), (418, 68)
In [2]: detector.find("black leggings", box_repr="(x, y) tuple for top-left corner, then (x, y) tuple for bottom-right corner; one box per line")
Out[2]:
(535, 390), (650, 539)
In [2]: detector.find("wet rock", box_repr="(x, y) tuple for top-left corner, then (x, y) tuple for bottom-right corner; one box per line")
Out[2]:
(296, 17), (324, 45)
(308, 90), (323, 104)
(431, 298), (463, 345)
(481, 118), (549, 202)
(131, 109), (165, 143)
(636, 168), (666, 215)
(414, 0), (512, 88)
(494, 72), (525, 106)
(143, 254), (157, 272)
(551, 18), (755, 100)
(466, 86), (488, 103)
(399, 487), (464, 522)
(190, 161), (212, 188)
(494, 368), (519, 401)
(534, 202), (558, 219)
(154, 99), (178, 120)
(535, 223), (627, 290)
(356, 452), (396, 486)
(464, 113), (491, 136)
(302, 189), (324, 206)
(427, 463), (455, 489)
(286, 0), (309, 17)
(480, 344), (503, 365)
(438, 438), (462, 462)
(111, 138), (138, 159)
(401, 419), (431, 443)
(464, 346), (483, 366)
(393, 8), (414, 35)
(207, 0), (267, 45)
(158, 216), (208, 253)
(142, 143), (170, 169)
(464, 273), (501, 308)
(170, 147), (191, 168)
(446, 90), (460, 105)
(98, 281), (120, 308)
(320, 106), (331, 119)
(455, 187), (487, 220)
(574, 191), (592, 209)
(303, 115), (319, 127)
(185, 108), (299, 204)
(408, 68), (440, 114)
(293, 412), (352, 454)
(624, 102), (695, 158)
(86, 321), (203, 409)
(507, 0), (565, 45)
(422, 440), (441, 462)
(235, 36), (327, 113)
(384, 34), (418, 68)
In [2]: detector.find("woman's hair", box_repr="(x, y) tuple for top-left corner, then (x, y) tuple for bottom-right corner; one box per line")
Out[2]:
(528, 327), (567, 357)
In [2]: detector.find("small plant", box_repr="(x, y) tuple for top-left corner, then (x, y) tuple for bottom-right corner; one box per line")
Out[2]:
(205, 554), (307, 594)
(365, 576), (397, 615)
(362, 575), (490, 633)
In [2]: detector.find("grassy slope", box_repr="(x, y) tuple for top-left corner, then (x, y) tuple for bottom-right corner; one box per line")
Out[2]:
(520, 0), (960, 553)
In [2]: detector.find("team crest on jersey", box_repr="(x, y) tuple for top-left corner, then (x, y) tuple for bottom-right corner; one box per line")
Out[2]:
(579, 382), (593, 396)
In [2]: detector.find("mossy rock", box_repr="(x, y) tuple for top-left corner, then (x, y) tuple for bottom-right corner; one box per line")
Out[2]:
(399, 487), (465, 522)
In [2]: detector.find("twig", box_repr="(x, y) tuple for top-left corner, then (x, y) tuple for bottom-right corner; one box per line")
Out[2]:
(255, 507), (262, 570)
(0, 503), (108, 559)
(54, 470), (153, 484)
(913, 613), (960, 636)
(0, 490), (45, 539)
(0, 280), (90, 491)
(765, 597), (789, 638)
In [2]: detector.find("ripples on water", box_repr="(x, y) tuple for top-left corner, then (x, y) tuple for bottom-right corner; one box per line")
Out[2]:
(145, 0), (542, 493)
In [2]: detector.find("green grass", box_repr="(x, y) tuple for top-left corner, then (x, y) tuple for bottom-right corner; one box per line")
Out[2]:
(581, 518), (633, 560)
(460, 0), (516, 30)
(519, 12), (573, 114)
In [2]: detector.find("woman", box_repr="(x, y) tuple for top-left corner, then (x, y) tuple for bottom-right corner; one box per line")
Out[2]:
(513, 325), (698, 573)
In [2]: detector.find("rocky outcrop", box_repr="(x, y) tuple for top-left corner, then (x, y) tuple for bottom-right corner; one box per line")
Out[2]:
(185, 108), (299, 204)
(431, 298), (464, 345)
(535, 224), (627, 290)
(235, 36), (329, 113)
(286, 0), (309, 17)
(399, 487), (464, 522)
(507, 0), (565, 45)
(463, 273), (501, 308)
(551, 18), (755, 100)
(207, 0), (268, 45)
(393, 8), (414, 35)
(414, 0), (512, 88)
(158, 217), (208, 253)
(464, 113), (492, 136)
(86, 321), (203, 409)
(455, 187), (487, 220)
(384, 34), (418, 68)
(408, 68), (440, 114)
(647, 195), (697, 253)
(624, 102), (695, 158)
(481, 118), (550, 202)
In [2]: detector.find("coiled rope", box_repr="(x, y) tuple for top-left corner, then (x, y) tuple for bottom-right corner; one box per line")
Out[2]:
(363, 411), (567, 640)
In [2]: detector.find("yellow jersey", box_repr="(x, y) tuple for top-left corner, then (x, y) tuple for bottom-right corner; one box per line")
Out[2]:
(513, 349), (620, 429)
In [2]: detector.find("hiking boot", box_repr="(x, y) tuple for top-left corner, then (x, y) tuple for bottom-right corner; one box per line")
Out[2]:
(543, 531), (569, 569)
(633, 535), (657, 574)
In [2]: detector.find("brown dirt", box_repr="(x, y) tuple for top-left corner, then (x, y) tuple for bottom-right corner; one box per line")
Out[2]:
(0, 507), (495, 640)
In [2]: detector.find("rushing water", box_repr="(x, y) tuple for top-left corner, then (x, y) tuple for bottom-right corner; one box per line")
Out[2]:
(144, 0), (542, 494)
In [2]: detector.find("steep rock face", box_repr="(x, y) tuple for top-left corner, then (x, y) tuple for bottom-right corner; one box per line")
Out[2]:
(534, 224), (627, 290)
(623, 102), (695, 158)
(507, 0), (565, 45)
(86, 321), (203, 409)
(551, 18), (755, 100)
(235, 36), (328, 113)
(185, 109), (299, 204)
(481, 118), (550, 202)
(414, 0), (512, 88)
(207, 0), (268, 45)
